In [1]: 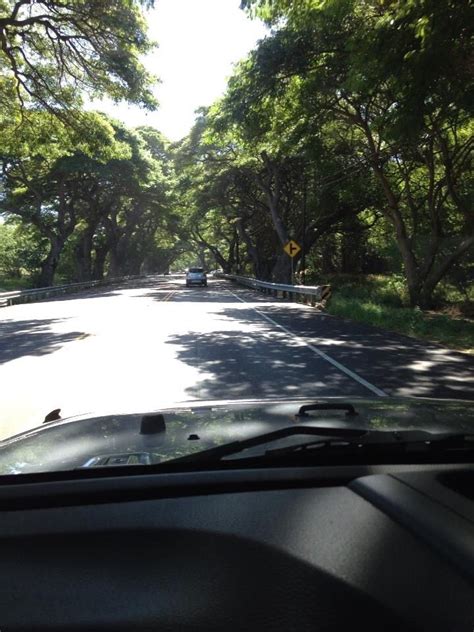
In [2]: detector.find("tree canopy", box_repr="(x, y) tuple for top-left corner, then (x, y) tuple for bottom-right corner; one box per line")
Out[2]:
(0, 0), (472, 310)
(0, 0), (157, 120)
(176, 0), (473, 307)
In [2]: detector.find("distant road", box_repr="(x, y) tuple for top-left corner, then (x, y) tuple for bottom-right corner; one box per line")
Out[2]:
(1, 274), (473, 440)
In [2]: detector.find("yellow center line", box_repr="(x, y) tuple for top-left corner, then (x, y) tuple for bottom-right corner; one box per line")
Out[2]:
(76, 333), (92, 341)
(161, 290), (176, 302)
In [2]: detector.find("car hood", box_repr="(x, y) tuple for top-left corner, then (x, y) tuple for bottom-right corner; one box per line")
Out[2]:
(1, 397), (473, 474)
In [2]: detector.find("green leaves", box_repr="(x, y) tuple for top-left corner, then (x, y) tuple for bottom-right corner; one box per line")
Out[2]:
(187, 0), (473, 302)
(0, 108), (179, 285)
(0, 221), (47, 281)
(0, 0), (158, 120)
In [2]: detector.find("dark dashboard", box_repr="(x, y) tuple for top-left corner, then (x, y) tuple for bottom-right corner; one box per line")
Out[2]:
(1, 463), (473, 631)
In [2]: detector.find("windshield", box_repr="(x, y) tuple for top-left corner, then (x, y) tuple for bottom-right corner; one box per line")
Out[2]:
(0, 0), (473, 477)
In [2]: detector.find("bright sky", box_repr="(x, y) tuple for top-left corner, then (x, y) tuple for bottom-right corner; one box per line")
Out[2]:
(86, 0), (267, 141)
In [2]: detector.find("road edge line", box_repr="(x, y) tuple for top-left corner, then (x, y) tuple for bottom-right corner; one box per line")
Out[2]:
(229, 290), (388, 398)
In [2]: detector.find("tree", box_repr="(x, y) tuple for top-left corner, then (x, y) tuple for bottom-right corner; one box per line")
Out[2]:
(187, 80), (381, 283)
(232, 0), (474, 306)
(94, 125), (176, 277)
(0, 0), (157, 120)
(1, 113), (180, 286)
(0, 219), (46, 281)
(0, 111), (125, 285)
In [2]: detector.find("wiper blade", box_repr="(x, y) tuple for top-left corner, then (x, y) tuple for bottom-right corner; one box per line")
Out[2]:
(264, 431), (474, 460)
(166, 429), (474, 466)
(166, 425), (368, 464)
(170, 402), (362, 465)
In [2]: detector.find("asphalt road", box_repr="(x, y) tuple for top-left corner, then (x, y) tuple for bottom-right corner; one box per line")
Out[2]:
(1, 275), (473, 440)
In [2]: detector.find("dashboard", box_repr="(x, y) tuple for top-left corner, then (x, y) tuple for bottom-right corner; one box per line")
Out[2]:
(0, 462), (473, 631)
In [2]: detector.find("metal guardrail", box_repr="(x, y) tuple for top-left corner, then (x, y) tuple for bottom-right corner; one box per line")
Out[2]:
(215, 273), (331, 304)
(0, 275), (145, 308)
(1, 272), (331, 308)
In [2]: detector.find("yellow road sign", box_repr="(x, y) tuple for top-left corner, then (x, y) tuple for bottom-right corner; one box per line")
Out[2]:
(283, 239), (301, 258)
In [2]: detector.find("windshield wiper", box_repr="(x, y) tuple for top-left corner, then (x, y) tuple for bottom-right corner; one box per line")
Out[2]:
(166, 429), (474, 466)
(165, 403), (363, 465)
(263, 431), (474, 459)
(167, 425), (368, 464)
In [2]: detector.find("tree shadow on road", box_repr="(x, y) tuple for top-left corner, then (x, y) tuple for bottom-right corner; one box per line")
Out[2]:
(165, 304), (474, 401)
(0, 318), (84, 364)
(164, 324), (368, 402)
(245, 304), (474, 400)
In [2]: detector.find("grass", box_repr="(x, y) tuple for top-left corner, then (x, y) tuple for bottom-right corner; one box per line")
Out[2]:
(0, 273), (79, 292)
(322, 275), (474, 354)
(0, 276), (34, 292)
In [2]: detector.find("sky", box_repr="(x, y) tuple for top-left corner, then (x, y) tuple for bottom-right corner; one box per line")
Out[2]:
(86, 0), (268, 142)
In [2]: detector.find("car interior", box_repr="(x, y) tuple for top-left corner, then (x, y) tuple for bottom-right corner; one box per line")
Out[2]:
(1, 458), (474, 631)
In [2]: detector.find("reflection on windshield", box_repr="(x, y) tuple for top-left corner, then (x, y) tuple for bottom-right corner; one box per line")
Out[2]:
(1, 399), (473, 475)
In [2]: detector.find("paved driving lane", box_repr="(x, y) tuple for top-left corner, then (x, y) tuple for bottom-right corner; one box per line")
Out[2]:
(1, 275), (473, 440)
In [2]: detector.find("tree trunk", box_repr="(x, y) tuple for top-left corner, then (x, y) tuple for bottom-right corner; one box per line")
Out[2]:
(416, 233), (474, 309)
(359, 116), (424, 306)
(107, 244), (121, 278)
(271, 253), (292, 283)
(340, 224), (366, 273)
(38, 237), (63, 287)
(93, 244), (108, 280)
(74, 230), (94, 282)
(236, 219), (261, 277)
(127, 257), (142, 276)
(106, 234), (130, 278)
(319, 234), (337, 274)
(225, 230), (237, 273)
(259, 152), (290, 247)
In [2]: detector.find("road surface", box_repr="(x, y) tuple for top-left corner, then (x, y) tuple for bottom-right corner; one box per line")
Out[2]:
(1, 275), (473, 440)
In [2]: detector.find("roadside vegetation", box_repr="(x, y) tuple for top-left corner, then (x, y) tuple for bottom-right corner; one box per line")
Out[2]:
(322, 275), (474, 353)
(0, 0), (472, 351)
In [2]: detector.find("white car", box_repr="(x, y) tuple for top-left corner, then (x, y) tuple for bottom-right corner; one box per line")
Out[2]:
(186, 267), (207, 287)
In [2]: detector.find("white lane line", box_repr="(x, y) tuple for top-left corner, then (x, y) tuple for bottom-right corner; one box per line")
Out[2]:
(228, 290), (388, 398)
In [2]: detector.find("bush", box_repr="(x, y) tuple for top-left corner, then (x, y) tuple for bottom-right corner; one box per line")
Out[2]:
(325, 275), (474, 353)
